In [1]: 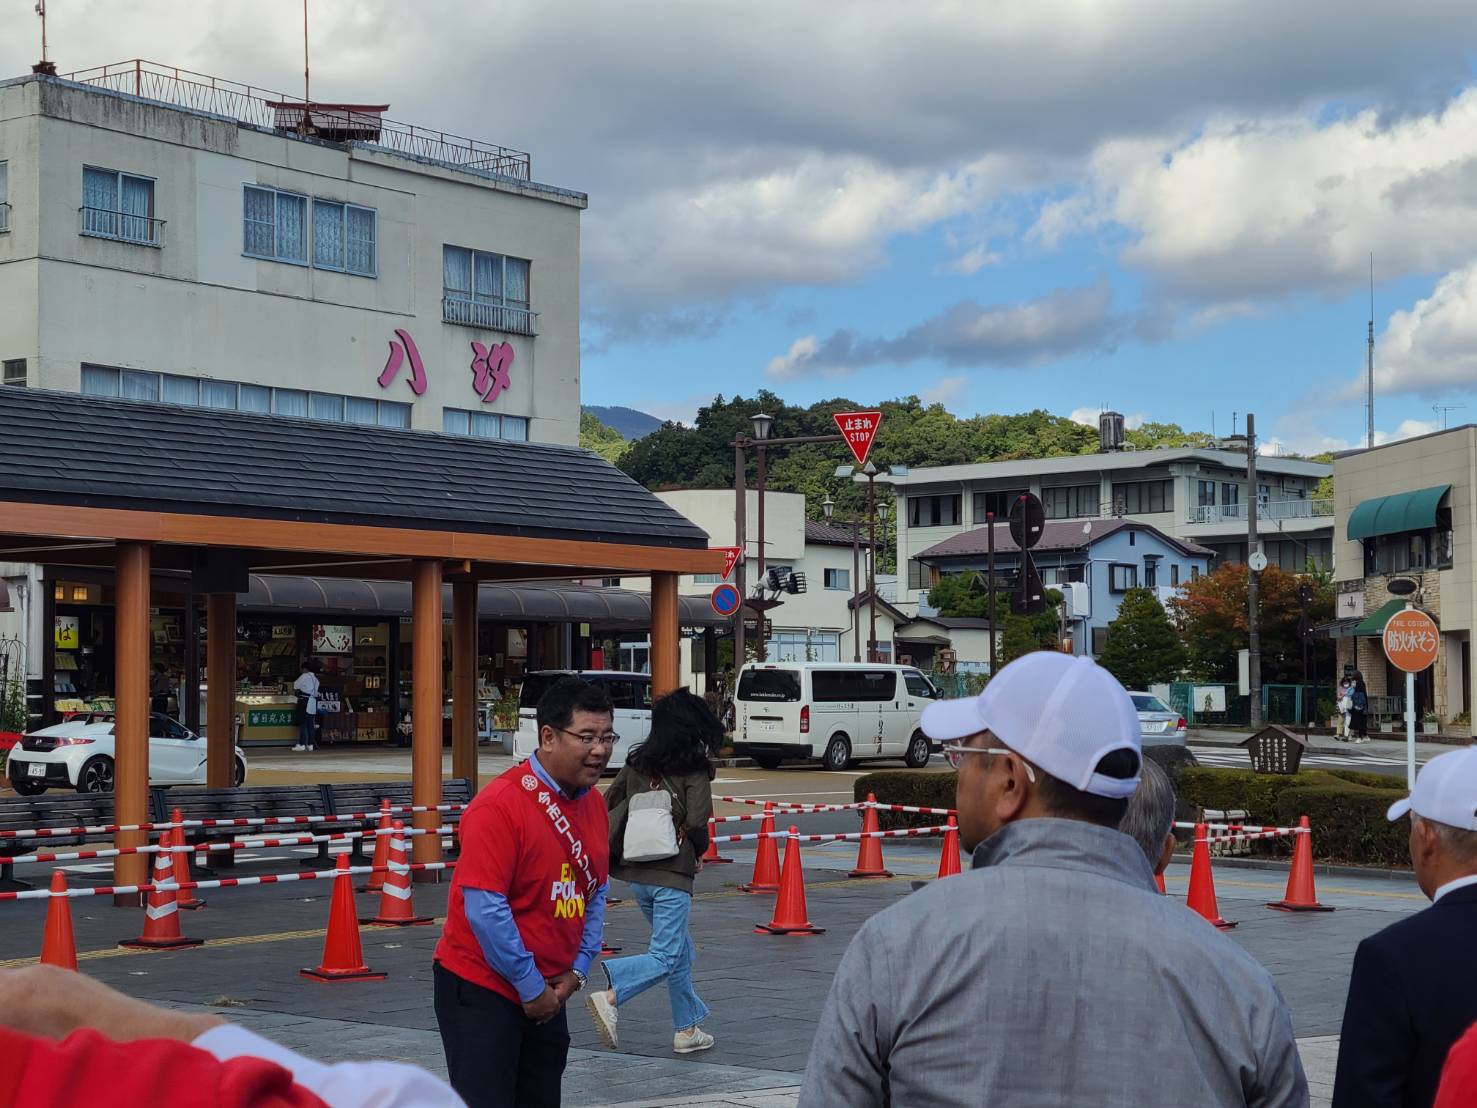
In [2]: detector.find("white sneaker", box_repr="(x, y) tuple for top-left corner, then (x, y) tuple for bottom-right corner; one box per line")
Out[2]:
(586, 991), (619, 1049)
(673, 1026), (714, 1054)
(291, 745), (306, 752)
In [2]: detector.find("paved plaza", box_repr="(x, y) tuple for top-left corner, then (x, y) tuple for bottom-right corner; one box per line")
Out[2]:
(0, 824), (1432, 1107)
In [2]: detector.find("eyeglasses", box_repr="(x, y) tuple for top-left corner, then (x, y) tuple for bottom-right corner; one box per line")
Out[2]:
(555, 727), (619, 748)
(940, 742), (1036, 781)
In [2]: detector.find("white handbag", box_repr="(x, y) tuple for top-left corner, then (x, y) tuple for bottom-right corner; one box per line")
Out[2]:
(622, 779), (680, 862)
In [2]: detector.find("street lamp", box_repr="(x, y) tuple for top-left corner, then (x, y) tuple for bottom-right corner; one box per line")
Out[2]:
(732, 415), (843, 667)
(835, 462), (906, 662)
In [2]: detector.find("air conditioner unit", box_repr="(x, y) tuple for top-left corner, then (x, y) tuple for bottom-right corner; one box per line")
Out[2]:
(1060, 582), (1089, 618)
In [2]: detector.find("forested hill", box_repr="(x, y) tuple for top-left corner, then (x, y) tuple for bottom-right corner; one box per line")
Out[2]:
(610, 392), (1215, 522)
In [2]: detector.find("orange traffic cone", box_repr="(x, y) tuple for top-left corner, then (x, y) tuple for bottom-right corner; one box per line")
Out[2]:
(1267, 815), (1334, 912)
(40, 870), (77, 970)
(755, 828), (825, 936)
(1186, 822), (1235, 930)
(302, 855), (386, 982)
(1155, 871), (1167, 895)
(702, 818), (733, 865)
(361, 821), (432, 926)
(120, 836), (203, 950)
(740, 803), (781, 894)
(849, 794), (894, 879)
(358, 800), (392, 893)
(936, 816), (962, 879)
(170, 814), (204, 910)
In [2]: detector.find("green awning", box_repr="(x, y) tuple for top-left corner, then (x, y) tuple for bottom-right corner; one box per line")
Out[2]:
(1347, 485), (1450, 541)
(1350, 599), (1407, 637)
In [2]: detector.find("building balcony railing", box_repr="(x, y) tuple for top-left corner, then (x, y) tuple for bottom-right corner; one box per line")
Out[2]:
(1189, 499), (1332, 526)
(63, 60), (533, 182)
(79, 206), (165, 246)
(0, 202), (10, 233)
(442, 296), (538, 337)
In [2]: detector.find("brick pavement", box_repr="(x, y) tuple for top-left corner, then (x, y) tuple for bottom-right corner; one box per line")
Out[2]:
(0, 834), (1429, 1106)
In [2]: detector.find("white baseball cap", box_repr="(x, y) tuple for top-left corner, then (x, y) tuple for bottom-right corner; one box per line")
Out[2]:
(1386, 747), (1477, 828)
(921, 652), (1142, 799)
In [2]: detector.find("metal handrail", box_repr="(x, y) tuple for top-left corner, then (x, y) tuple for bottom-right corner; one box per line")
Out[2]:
(62, 60), (532, 182)
(78, 206), (165, 246)
(442, 295), (538, 336)
(1189, 499), (1332, 525)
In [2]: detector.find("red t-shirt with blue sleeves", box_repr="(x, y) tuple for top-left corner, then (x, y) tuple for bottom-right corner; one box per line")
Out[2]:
(435, 761), (609, 1004)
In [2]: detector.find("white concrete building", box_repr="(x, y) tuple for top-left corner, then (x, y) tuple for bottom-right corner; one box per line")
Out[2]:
(888, 444), (1332, 614)
(0, 62), (585, 443)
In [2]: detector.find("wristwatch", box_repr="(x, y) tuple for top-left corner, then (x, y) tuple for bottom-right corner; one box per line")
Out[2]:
(572, 969), (587, 991)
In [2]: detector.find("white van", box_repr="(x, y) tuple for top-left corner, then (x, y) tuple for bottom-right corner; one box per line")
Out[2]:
(513, 670), (652, 772)
(733, 662), (941, 771)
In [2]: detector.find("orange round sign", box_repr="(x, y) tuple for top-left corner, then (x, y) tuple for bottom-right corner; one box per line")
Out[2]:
(1383, 608), (1440, 673)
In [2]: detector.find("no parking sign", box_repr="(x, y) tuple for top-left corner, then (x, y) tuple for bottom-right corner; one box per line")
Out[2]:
(711, 583), (741, 617)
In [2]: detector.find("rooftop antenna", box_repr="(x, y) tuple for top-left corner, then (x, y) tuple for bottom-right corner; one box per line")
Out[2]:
(301, 0), (311, 134)
(1367, 254), (1375, 449)
(32, 1), (56, 75)
(1434, 404), (1465, 430)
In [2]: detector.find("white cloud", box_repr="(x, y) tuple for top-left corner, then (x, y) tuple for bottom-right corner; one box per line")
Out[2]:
(1040, 89), (1477, 305)
(922, 376), (968, 407)
(766, 335), (824, 381)
(1369, 262), (1477, 398)
(1069, 407), (1145, 429)
(1265, 415), (1443, 457)
(947, 245), (1003, 276)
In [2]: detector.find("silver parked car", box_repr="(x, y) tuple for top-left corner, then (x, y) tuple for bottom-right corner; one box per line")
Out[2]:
(1128, 693), (1187, 745)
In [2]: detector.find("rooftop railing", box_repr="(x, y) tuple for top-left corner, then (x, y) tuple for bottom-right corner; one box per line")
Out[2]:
(1189, 499), (1333, 526)
(61, 60), (532, 182)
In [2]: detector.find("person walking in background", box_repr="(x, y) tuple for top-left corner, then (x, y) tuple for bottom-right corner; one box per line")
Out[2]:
(799, 652), (1305, 1107)
(149, 663), (172, 717)
(1350, 671), (1370, 743)
(1333, 747), (1477, 1108)
(588, 689), (719, 1056)
(1336, 677), (1354, 741)
(433, 677), (614, 1108)
(292, 659), (321, 753)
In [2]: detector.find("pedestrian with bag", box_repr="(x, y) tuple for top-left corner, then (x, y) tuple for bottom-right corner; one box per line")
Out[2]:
(292, 659), (321, 753)
(1336, 677), (1354, 741)
(1350, 671), (1370, 743)
(587, 689), (719, 1056)
(433, 677), (614, 1108)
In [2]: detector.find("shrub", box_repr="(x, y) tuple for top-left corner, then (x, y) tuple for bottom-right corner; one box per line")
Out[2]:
(854, 770), (956, 830)
(1274, 785), (1410, 866)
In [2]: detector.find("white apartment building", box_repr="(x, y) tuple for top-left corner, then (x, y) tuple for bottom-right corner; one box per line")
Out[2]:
(0, 62), (584, 443)
(889, 442), (1333, 612)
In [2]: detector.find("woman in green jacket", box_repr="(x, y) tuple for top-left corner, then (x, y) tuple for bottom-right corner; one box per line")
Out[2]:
(587, 689), (720, 1055)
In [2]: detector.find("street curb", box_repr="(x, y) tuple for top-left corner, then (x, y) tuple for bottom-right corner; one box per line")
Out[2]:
(714, 757), (757, 769)
(1172, 851), (1415, 881)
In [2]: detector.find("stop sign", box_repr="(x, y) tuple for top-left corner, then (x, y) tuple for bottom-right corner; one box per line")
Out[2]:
(1382, 608), (1439, 674)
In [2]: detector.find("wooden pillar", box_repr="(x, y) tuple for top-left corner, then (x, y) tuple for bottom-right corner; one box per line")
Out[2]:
(113, 542), (151, 906)
(206, 592), (236, 787)
(412, 559), (444, 878)
(452, 579), (478, 792)
(652, 572), (680, 698)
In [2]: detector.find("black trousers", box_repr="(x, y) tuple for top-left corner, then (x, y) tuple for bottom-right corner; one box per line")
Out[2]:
(434, 961), (570, 1108)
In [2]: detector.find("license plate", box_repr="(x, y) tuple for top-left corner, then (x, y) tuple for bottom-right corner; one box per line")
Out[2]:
(1144, 721), (1166, 733)
(27, 763), (45, 778)
(755, 720), (779, 733)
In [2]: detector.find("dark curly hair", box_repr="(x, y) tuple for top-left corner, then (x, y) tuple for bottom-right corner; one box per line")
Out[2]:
(626, 688), (723, 779)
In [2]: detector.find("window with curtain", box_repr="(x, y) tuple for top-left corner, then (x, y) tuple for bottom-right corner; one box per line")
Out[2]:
(377, 401), (410, 428)
(81, 364), (120, 397)
(441, 408), (529, 441)
(239, 384), (271, 413)
(273, 389), (308, 417)
(442, 408), (470, 436)
(201, 380), (237, 409)
(345, 396), (378, 425)
(309, 393), (344, 422)
(0, 161), (8, 233)
(442, 244), (535, 333)
(470, 412), (502, 439)
(82, 167), (156, 244)
(501, 415), (529, 441)
(120, 369), (160, 401)
(312, 200), (377, 275)
(162, 375), (199, 406)
(243, 186), (306, 263)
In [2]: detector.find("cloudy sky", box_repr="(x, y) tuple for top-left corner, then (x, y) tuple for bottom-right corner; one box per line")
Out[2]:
(11, 1), (1477, 452)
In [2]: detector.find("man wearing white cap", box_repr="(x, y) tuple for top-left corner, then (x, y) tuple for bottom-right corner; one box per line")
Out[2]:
(1333, 747), (1477, 1108)
(799, 652), (1305, 1107)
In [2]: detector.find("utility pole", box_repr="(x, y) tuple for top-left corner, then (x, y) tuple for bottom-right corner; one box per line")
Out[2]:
(733, 438), (747, 670)
(1368, 254), (1376, 450)
(851, 518), (861, 662)
(1247, 413), (1263, 727)
(867, 470), (878, 663)
(755, 443), (768, 662)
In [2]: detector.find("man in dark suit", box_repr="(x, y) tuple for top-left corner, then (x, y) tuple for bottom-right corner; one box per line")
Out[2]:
(1334, 747), (1477, 1108)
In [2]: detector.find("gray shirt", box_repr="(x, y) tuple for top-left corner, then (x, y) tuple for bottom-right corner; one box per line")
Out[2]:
(799, 818), (1307, 1108)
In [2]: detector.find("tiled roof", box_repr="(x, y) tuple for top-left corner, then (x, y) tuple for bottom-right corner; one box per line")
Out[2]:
(917, 518), (1212, 560)
(804, 520), (878, 547)
(0, 388), (708, 547)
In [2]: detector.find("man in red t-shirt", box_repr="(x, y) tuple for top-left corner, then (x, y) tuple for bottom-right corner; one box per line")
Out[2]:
(434, 677), (614, 1108)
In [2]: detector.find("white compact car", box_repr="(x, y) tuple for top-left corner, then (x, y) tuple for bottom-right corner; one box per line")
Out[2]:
(7, 713), (248, 794)
(1128, 693), (1188, 745)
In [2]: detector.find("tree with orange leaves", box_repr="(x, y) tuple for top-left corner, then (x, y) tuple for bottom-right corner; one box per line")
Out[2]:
(1169, 562), (1333, 683)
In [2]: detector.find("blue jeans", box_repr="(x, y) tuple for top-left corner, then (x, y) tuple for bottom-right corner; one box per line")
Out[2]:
(602, 884), (709, 1031)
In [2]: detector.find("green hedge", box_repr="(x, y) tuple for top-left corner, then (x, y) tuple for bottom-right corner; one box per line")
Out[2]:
(858, 757), (1413, 865)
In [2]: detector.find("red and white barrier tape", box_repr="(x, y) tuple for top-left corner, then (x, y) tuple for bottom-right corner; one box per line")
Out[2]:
(1175, 822), (1303, 836)
(711, 825), (951, 845)
(713, 796), (866, 811)
(3, 825), (454, 867)
(0, 803), (467, 844)
(0, 861), (456, 902)
(865, 802), (957, 816)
